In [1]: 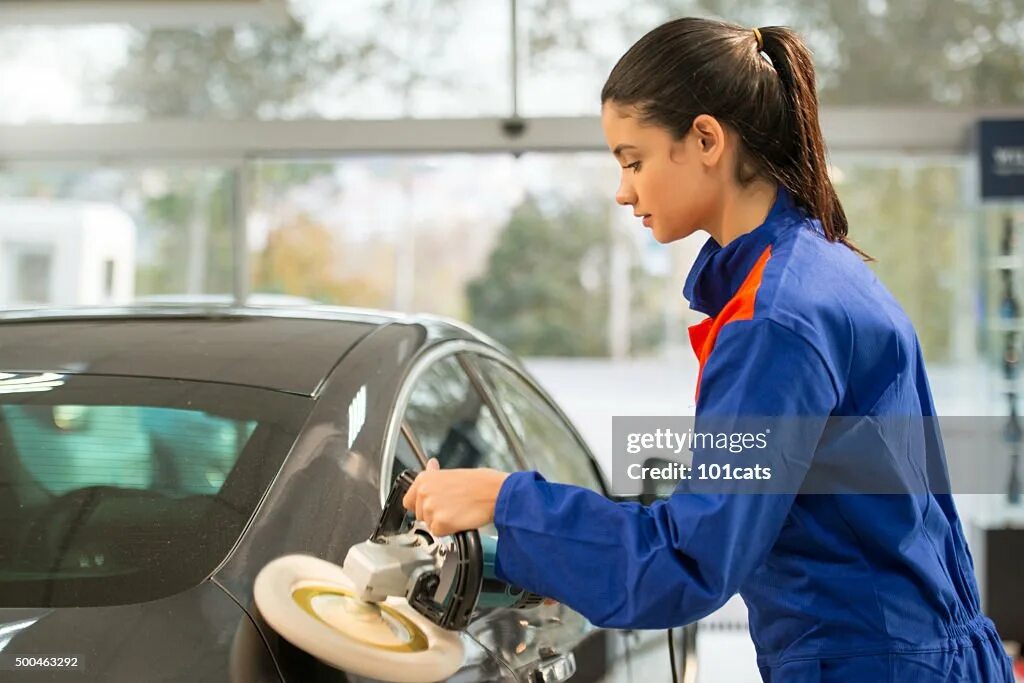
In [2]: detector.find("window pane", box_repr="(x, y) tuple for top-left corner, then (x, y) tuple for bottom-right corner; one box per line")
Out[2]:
(476, 357), (604, 491)
(520, 0), (1024, 116)
(249, 159), (398, 309)
(249, 154), (692, 357)
(0, 375), (307, 607)
(5, 405), (255, 496)
(403, 356), (520, 473)
(0, 166), (236, 308)
(831, 157), (968, 362)
(0, 0), (509, 124)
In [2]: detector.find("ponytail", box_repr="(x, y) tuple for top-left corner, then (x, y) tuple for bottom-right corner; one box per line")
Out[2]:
(758, 27), (872, 261)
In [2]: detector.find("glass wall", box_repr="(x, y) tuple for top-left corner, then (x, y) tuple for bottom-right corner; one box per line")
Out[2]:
(0, 153), (975, 361)
(3, 1), (1019, 125)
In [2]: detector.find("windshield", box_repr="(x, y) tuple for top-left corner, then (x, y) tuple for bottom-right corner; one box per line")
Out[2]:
(0, 372), (310, 607)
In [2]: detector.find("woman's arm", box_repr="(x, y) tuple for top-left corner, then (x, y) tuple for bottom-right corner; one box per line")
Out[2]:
(406, 318), (839, 628)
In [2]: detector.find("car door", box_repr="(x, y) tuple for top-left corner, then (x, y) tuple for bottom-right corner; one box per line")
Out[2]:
(391, 350), (526, 681)
(464, 354), (633, 682)
(470, 354), (696, 683)
(395, 348), (590, 682)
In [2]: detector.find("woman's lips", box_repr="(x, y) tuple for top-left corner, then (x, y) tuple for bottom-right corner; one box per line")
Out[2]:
(643, 215), (652, 228)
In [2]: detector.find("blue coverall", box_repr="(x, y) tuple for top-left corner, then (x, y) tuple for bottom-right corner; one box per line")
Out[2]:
(493, 186), (1015, 682)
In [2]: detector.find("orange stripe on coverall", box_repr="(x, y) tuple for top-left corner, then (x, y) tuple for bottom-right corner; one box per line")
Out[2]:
(687, 246), (773, 403)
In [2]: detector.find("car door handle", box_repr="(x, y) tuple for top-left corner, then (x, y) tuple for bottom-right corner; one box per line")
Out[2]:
(523, 652), (576, 683)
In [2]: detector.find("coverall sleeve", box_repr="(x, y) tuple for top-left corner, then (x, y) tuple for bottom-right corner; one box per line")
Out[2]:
(493, 318), (840, 629)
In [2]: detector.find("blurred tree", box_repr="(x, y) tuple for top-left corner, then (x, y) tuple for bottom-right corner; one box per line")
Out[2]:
(106, 1), (472, 300)
(466, 195), (665, 357)
(107, 19), (373, 119)
(252, 213), (390, 306)
(833, 162), (961, 361)
(467, 196), (611, 356)
(104, 13), (376, 296)
(467, 195), (668, 357)
(253, 162), (338, 205)
(106, 0), (472, 120)
(629, 258), (671, 354)
(134, 169), (234, 297)
(611, 0), (1024, 105)
(808, 0), (1024, 105)
(253, 213), (334, 298)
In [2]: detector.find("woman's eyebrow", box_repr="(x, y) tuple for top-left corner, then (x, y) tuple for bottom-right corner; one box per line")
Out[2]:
(613, 144), (638, 159)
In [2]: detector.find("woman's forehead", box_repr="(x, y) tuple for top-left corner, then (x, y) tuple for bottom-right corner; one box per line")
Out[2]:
(602, 101), (644, 125)
(602, 104), (670, 146)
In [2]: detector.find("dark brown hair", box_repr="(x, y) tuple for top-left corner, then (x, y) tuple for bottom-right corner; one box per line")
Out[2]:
(601, 17), (870, 260)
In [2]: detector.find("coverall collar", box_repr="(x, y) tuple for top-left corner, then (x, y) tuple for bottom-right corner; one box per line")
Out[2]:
(682, 185), (804, 317)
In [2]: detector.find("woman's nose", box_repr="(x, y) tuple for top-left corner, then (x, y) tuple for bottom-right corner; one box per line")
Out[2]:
(616, 182), (636, 207)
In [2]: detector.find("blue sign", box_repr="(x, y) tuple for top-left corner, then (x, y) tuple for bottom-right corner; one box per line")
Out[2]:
(979, 119), (1024, 200)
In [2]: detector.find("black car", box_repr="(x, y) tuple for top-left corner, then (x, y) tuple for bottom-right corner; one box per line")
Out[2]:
(0, 305), (695, 682)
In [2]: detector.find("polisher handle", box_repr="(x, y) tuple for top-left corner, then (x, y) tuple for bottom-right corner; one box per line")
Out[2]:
(374, 469), (485, 630)
(372, 469), (419, 541)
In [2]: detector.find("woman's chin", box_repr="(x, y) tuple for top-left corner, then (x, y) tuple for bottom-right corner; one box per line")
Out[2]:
(651, 223), (691, 244)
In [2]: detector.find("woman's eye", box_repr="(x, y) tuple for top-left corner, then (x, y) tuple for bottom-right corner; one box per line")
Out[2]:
(624, 161), (641, 173)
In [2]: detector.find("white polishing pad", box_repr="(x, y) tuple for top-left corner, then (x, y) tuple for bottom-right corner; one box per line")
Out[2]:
(254, 554), (465, 683)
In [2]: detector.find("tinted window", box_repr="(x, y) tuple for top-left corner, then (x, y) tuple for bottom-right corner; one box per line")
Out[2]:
(403, 355), (520, 473)
(476, 358), (604, 491)
(0, 373), (309, 607)
(5, 405), (256, 496)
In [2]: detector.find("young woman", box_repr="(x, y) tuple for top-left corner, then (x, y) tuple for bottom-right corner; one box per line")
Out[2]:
(403, 17), (1014, 682)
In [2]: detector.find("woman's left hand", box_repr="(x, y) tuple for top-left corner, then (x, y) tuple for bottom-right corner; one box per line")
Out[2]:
(402, 458), (510, 537)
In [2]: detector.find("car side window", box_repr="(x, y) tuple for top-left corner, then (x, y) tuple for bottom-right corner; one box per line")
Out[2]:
(475, 357), (605, 491)
(403, 355), (521, 473)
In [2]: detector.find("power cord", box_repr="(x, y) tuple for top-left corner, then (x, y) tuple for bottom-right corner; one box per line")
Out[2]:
(668, 627), (679, 683)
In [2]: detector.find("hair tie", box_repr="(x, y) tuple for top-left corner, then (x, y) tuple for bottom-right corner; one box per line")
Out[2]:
(752, 27), (764, 51)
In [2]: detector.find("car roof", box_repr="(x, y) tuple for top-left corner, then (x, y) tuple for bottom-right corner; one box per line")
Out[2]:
(0, 305), (425, 396)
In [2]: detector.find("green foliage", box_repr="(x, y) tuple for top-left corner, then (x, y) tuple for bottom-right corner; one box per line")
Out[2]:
(836, 163), (961, 361)
(637, 0), (1024, 105)
(133, 170), (234, 296)
(108, 18), (374, 118)
(467, 196), (611, 357)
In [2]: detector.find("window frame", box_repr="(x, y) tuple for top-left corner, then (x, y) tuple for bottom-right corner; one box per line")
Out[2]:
(379, 340), (528, 506)
(400, 420), (429, 468)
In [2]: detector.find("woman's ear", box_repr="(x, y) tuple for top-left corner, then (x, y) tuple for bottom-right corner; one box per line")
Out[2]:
(691, 114), (726, 166)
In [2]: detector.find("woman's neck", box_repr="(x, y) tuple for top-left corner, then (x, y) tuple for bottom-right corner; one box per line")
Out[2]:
(708, 180), (779, 247)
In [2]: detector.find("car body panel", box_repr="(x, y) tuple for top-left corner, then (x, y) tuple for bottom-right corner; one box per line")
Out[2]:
(0, 580), (281, 682)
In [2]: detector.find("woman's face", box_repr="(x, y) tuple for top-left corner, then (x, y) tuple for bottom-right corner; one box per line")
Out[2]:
(601, 102), (723, 244)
